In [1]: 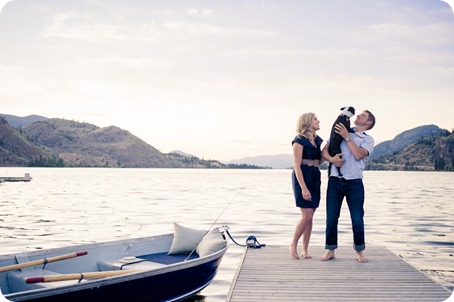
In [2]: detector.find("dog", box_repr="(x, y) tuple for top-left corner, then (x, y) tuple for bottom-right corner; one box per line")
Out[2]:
(328, 106), (356, 176)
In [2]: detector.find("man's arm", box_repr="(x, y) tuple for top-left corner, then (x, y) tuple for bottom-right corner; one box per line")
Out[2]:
(334, 123), (369, 160)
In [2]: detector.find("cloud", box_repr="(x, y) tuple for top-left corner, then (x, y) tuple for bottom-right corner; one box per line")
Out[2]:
(1, 0), (453, 159)
(44, 12), (142, 42)
(370, 22), (454, 47)
(185, 7), (215, 17)
(0, 62), (47, 98)
(162, 20), (275, 38)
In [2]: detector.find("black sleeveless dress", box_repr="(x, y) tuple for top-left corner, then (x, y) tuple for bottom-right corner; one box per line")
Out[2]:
(291, 135), (323, 208)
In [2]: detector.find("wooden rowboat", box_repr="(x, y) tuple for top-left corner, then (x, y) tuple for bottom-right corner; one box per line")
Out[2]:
(0, 224), (228, 301)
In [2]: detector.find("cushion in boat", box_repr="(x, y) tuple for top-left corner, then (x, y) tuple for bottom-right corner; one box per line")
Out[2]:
(167, 223), (206, 255)
(196, 228), (227, 257)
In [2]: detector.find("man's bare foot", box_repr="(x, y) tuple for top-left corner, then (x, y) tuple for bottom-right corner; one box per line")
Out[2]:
(289, 245), (300, 259)
(356, 251), (368, 263)
(320, 250), (335, 261)
(301, 251), (312, 259)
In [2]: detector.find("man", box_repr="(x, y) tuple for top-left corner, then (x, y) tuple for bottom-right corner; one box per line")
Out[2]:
(320, 110), (376, 263)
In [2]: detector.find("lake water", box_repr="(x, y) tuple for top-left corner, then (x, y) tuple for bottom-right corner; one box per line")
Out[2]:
(1, 168), (453, 301)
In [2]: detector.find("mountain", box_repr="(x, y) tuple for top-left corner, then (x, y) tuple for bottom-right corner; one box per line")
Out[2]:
(369, 125), (447, 159)
(169, 150), (196, 158)
(1, 114), (451, 170)
(21, 118), (184, 168)
(229, 154), (292, 169)
(231, 125), (453, 171)
(0, 116), (47, 166)
(0, 115), (263, 169)
(367, 130), (453, 171)
(1, 114), (48, 128)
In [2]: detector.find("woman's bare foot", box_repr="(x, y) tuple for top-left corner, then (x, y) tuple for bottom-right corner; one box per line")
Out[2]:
(301, 251), (312, 259)
(320, 250), (335, 261)
(356, 251), (368, 263)
(289, 245), (300, 259)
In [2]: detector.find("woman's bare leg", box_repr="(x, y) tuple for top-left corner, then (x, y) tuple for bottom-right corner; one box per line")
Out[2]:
(290, 208), (314, 259)
(301, 208), (315, 258)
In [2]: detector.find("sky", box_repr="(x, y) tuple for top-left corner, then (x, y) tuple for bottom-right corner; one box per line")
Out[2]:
(1, 0), (453, 161)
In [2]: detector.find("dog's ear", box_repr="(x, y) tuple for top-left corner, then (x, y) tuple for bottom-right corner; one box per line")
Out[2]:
(350, 107), (355, 114)
(340, 107), (345, 110)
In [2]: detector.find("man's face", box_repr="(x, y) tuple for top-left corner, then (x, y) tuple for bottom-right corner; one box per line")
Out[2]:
(354, 111), (370, 128)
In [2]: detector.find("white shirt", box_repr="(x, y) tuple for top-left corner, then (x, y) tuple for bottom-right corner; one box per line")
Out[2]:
(328, 129), (374, 179)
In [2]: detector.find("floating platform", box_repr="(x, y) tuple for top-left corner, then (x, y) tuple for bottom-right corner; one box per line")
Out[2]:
(0, 173), (32, 183)
(227, 245), (451, 302)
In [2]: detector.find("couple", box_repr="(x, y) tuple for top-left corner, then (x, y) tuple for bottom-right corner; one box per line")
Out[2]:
(289, 109), (375, 263)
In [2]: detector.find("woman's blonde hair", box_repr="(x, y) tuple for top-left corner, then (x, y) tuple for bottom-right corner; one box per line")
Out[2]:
(296, 113), (316, 139)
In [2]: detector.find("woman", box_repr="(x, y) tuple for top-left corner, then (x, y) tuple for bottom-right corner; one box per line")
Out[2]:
(289, 113), (323, 259)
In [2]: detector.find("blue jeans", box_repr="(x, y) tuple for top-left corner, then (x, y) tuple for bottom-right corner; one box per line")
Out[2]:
(325, 177), (365, 251)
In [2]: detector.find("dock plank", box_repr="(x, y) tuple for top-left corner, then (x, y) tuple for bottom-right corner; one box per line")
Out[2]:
(227, 246), (451, 302)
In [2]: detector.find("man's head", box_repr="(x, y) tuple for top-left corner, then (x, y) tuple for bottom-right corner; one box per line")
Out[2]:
(355, 110), (375, 130)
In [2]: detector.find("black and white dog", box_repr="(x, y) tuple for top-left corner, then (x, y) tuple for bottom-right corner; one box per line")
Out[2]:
(328, 106), (356, 176)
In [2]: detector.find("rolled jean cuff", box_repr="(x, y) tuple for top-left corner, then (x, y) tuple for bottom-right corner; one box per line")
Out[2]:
(354, 244), (365, 251)
(325, 244), (338, 250)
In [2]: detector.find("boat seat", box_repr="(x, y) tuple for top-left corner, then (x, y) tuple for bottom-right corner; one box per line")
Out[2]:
(97, 256), (166, 271)
(7, 269), (86, 292)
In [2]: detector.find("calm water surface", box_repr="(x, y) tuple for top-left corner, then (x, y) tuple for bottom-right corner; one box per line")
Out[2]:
(1, 168), (453, 301)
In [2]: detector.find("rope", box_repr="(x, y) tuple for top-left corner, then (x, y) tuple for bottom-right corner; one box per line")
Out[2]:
(225, 229), (266, 249)
(184, 195), (265, 262)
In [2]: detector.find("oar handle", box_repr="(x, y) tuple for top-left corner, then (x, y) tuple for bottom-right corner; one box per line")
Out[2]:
(26, 270), (141, 283)
(0, 251), (88, 273)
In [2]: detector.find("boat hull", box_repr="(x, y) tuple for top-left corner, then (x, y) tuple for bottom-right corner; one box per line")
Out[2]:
(1, 233), (228, 302)
(7, 257), (223, 302)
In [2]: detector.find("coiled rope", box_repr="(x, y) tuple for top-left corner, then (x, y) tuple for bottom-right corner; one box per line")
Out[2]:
(224, 228), (266, 249)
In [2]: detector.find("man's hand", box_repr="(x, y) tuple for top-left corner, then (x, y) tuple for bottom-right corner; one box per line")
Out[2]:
(334, 123), (350, 140)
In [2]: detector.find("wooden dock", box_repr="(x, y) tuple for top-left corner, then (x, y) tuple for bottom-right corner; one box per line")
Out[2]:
(227, 245), (452, 302)
(0, 173), (32, 183)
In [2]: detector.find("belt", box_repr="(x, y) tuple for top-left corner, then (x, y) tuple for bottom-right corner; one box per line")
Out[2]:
(333, 177), (350, 181)
(330, 177), (359, 182)
(302, 159), (320, 167)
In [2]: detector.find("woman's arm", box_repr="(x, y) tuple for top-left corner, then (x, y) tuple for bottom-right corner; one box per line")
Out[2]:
(292, 143), (311, 201)
(321, 142), (344, 167)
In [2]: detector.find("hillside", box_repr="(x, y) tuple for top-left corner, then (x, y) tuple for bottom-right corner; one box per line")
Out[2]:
(229, 154), (292, 169)
(1, 114), (452, 170)
(231, 125), (453, 171)
(0, 114), (48, 128)
(21, 118), (184, 168)
(0, 116), (263, 169)
(368, 130), (454, 171)
(0, 116), (46, 166)
(370, 125), (447, 159)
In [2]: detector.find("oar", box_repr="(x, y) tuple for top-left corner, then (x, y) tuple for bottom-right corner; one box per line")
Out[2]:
(26, 269), (141, 283)
(0, 252), (88, 273)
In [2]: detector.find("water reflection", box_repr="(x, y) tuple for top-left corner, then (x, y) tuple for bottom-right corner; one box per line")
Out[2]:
(0, 168), (453, 300)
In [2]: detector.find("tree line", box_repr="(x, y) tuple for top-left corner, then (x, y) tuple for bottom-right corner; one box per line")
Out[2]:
(28, 155), (65, 167)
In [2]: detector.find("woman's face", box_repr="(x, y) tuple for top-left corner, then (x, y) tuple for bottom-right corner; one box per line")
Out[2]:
(311, 116), (320, 131)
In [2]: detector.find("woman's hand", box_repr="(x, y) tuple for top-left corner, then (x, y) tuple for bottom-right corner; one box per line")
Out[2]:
(332, 153), (344, 168)
(302, 187), (312, 201)
(322, 142), (344, 167)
